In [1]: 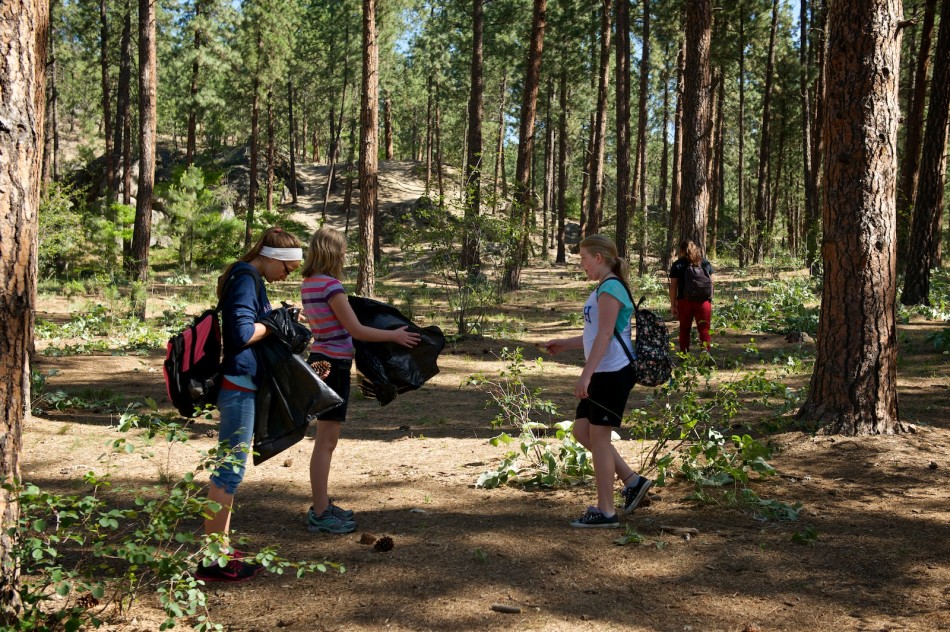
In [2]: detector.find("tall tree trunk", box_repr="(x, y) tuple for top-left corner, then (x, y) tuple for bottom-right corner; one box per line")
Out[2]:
(343, 117), (357, 235)
(805, 0), (827, 273)
(42, 10), (58, 188)
(266, 92), (275, 211)
(0, 0), (47, 617)
(384, 90), (394, 160)
(679, 0), (712, 252)
(658, 41), (672, 270)
(425, 76), (433, 192)
(434, 87), (444, 202)
(665, 39), (685, 271)
(100, 0), (114, 200)
(247, 30), (262, 246)
(556, 64), (569, 264)
(492, 69), (507, 213)
(322, 19), (351, 220)
(185, 0), (202, 166)
(114, 3), (131, 204)
(635, 0), (651, 274)
(288, 80), (297, 203)
(356, 0), (379, 297)
(769, 97), (788, 249)
(709, 67), (725, 258)
(614, 0), (631, 259)
(737, 5), (748, 265)
(753, 0), (779, 263)
(896, 0), (937, 262)
(797, 0), (902, 435)
(131, 0), (156, 305)
(542, 80), (554, 259)
(588, 0), (612, 236)
(502, 0), (546, 291)
(462, 0), (484, 271)
(800, 0), (817, 267)
(901, 0), (950, 306)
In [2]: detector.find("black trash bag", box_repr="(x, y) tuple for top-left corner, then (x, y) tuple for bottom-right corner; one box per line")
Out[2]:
(252, 326), (342, 465)
(258, 305), (311, 354)
(348, 295), (446, 406)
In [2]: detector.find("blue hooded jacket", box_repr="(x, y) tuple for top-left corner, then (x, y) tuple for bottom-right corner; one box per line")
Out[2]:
(220, 262), (270, 381)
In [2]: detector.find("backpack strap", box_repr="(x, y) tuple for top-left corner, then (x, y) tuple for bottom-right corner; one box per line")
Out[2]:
(215, 265), (265, 313)
(597, 277), (636, 365)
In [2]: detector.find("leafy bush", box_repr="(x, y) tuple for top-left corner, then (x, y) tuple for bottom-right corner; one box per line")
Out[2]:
(38, 182), (87, 278)
(715, 276), (820, 335)
(7, 402), (341, 631)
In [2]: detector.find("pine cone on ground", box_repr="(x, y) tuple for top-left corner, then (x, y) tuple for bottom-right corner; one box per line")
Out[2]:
(373, 535), (394, 552)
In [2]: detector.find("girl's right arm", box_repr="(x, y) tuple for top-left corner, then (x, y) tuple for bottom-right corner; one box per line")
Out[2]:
(327, 292), (421, 347)
(544, 335), (583, 355)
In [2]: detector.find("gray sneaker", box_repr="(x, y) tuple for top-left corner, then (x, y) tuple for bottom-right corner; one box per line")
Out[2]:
(307, 507), (356, 534)
(327, 498), (355, 520)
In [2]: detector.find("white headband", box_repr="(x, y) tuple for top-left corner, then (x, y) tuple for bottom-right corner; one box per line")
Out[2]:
(260, 246), (303, 261)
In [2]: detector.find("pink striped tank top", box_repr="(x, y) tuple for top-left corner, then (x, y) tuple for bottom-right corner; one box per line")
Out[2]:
(301, 275), (354, 359)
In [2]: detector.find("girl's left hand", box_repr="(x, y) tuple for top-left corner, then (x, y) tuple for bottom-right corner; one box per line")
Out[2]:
(574, 374), (591, 399)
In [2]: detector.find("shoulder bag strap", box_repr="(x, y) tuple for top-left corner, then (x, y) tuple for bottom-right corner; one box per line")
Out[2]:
(598, 277), (637, 365)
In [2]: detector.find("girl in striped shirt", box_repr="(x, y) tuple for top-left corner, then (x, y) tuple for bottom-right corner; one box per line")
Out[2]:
(300, 227), (420, 534)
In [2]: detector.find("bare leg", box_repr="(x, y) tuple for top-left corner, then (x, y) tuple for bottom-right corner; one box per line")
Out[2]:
(204, 482), (235, 538)
(589, 424), (624, 515)
(573, 418), (635, 484)
(310, 420), (342, 514)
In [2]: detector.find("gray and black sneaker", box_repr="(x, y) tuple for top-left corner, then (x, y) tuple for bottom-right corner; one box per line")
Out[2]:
(569, 507), (620, 529)
(620, 476), (653, 515)
(307, 506), (356, 534)
(327, 498), (355, 520)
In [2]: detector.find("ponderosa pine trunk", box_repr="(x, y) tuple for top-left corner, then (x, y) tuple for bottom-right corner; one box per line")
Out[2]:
(679, 0), (712, 252)
(185, 0), (202, 165)
(266, 92), (274, 211)
(247, 30), (262, 247)
(737, 4), (748, 265)
(901, 0), (950, 307)
(501, 0), (546, 292)
(753, 0), (779, 263)
(130, 0), (156, 298)
(658, 40), (672, 270)
(797, 0), (902, 435)
(635, 0), (651, 274)
(804, 0), (827, 273)
(587, 0), (612, 236)
(113, 3), (131, 204)
(614, 0), (631, 260)
(384, 91), (394, 160)
(0, 1), (47, 618)
(356, 0), (378, 297)
(556, 64), (569, 264)
(896, 0), (937, 262)
(665, 40), (685, 270)
(709, 67), (725, 259)
(492, 69), (507, 213)
(461, 0), (484, 271)
(288, 80), (297, 203)
(100, 0), (114, 200)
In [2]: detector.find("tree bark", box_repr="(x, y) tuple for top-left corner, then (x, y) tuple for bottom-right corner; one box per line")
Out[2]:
(901, 0), (950, 306)
(800, 0), (816, 266)
(289, 80), (297, 203)
(679, 0), (712, 253)
(185, 0), (202, 166)
(556, 64), (569, 264)
(753, 0), (779, 263)
(658, 41), (672, 269)
(425, 76), (433, 192)
(247, 30), (262, 247)
(635, 0), (651, 274)
(356, 0), (378, 297)
(501, 0), (546, 291)
(615, 0), (631, 259)
(114, 3), (131, 204)
(384, 90), (394, 160)
(896, 0), (937, 261)
(805, 0), (827, 272)
(664, 39), (685, 271)
(322, 19), (351, 220)
(462, 0), (484, 271)
(797, 0), (902, 435)
(543, 80), (556, 254)
(100, 0), (114, 199)
(0, 0), (47, 617)
(42, 11), (58, 188)
(130, 0), (157, 298)
(709, 66), (725, 259)
(587, 0), (612, 236)
(737, 4), (748, 265)
(266, 91), (274, 211)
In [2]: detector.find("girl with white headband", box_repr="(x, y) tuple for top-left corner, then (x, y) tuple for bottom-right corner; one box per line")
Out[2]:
(197, 226), (302, 582)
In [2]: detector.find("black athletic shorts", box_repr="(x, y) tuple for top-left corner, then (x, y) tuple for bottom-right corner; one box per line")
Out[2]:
(575, 364), (636, 427)
(308, 353), (352, 422)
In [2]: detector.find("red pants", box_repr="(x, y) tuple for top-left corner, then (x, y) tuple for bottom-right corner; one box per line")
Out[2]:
(676, 299), (712, 352)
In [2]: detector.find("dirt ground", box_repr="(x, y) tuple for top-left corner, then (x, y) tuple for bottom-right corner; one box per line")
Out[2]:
(22, 162), (950, 631)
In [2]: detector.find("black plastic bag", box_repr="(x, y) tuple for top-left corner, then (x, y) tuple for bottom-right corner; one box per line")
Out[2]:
(258, 305), (311, 354)
(252, 321), (342, 465)
(348, 296), (446, 406)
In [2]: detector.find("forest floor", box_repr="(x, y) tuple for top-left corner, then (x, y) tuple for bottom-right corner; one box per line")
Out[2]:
(24, 161), (950, 631)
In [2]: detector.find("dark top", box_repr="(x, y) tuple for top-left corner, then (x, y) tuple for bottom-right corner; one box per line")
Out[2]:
(220, 262), (270, 381)
(669, 257), (715, 301)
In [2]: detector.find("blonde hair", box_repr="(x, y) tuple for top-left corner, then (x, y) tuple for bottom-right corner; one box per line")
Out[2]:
(580, 234), (629, 285)
(301, 227), (346, 280)
(217, 227), (301, 298)
(678, 240), (702, 265)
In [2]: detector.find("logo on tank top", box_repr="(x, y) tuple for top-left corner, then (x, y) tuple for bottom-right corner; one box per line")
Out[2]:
(584, 305), (592, 324)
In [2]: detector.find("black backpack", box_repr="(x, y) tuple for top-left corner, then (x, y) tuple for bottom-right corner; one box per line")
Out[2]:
(602, 278), (673, 388)
(683, 263), (713, 302)
(163, 268), (262, 417)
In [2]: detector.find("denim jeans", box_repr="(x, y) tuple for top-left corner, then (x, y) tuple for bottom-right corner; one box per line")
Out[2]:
(210, 387), (256, 494)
